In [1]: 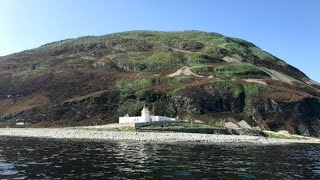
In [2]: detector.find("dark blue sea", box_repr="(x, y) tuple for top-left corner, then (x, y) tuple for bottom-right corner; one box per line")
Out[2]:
(0, 137), (320, 179)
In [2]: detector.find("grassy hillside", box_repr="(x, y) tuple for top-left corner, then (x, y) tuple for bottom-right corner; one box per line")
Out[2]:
(0, 30), (319, 136)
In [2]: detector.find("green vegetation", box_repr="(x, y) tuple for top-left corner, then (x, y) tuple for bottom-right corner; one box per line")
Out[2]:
(203, 46), (230, 58)
(209, 81), (243, 98)
(113, 51), (149, 61)
(15, 64), (49, 79)
(244, 84), (267, 96)
(110, 51), (184, 70)
(226, 81), (243, 97)
(62, 59), (92, 67)
(186, 53), (208, 64)
(213, 63), (262, 78)
(144, 51), (183, 67)
(223, 42), (249, 56)
(116, 78), (152, 94)
(249, 46), (276, 60)
(190, 65), (215, 76)
(265, 132), (302, 140)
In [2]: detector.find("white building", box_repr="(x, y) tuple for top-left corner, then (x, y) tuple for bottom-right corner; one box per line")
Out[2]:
(119, 106), (177, 123)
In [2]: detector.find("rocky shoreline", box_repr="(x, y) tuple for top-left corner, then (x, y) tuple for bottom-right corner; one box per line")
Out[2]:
(0, 128), (319, 144)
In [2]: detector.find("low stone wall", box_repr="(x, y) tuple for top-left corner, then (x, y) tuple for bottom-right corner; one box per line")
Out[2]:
(134, 121), (181, 128)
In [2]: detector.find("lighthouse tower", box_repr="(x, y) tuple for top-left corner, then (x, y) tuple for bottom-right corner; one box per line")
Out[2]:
(141, 106), (151, 122)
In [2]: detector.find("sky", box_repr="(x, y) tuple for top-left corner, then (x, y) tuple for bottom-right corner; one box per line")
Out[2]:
(0, 0), (319, 82)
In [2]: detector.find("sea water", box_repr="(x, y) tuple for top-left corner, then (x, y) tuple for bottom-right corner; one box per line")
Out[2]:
(0, 137), (319, 179)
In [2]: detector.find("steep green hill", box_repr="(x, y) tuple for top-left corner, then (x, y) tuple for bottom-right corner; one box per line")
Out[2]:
(0, 30), (319, 136)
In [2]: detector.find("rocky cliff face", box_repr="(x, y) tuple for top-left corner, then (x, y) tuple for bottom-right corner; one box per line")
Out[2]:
(0, 30), (319, 136)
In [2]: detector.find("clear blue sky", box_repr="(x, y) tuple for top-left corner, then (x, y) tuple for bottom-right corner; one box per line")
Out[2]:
(0, 0), (319, 82)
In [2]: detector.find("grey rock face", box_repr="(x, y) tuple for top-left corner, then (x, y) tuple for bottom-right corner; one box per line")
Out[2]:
(237, 120), (252, 129)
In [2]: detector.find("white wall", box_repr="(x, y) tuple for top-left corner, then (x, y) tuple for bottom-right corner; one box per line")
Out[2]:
(119, 116), (153, 123)
(150, 116), (176, 122)
(141, 114), (150, 123)
(119, 117), (141, 123)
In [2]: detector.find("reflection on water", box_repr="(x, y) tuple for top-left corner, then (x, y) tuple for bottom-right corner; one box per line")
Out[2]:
(0, 137), (319, 179)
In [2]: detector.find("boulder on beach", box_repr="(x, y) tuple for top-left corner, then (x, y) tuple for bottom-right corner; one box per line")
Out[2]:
(252, 126), (261, 131)
(237, 120), (252, 129)
(224, 122), (240, 129)
(277, 130), (290, 135)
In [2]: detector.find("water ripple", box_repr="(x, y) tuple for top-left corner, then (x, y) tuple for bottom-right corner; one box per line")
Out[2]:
(0, 137), (319, 179)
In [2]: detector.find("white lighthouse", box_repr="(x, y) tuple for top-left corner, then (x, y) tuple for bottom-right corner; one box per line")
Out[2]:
(141, 106), (151, 122)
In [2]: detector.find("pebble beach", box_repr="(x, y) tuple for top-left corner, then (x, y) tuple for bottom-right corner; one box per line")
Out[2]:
(0, 128), (319, 144)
